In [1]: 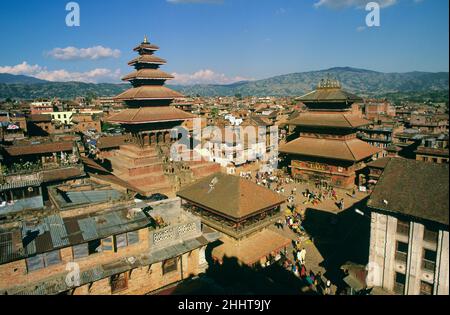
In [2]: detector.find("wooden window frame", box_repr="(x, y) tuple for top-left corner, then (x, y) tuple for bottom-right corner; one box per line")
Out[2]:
(110, 272), (129, 294)
(422, 248), (437, 272)
(420, 281), (433, 295)
(162, 257), (178, 275)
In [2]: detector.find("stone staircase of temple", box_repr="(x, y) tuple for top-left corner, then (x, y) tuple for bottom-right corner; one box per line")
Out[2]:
(107, 143), (221, 196)
(157, 144), (221, 191)
(109, 144), (174, 196)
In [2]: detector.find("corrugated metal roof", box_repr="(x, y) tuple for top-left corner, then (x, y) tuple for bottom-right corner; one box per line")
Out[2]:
(0, 179), (42, 192)
(45, 215), (70, 248)
(78, 218), (99, 241)
(65, 190), (122, 205)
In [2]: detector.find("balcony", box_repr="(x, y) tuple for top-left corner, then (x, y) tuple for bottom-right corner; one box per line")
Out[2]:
(183, 204), (281, 239)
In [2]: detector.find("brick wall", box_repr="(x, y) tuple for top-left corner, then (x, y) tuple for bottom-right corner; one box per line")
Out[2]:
(0, 227), (205, 295)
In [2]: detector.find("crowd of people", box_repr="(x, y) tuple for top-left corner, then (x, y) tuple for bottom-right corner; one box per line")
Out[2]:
(281, 244), (332, 295)
(241, 170), (351, 212)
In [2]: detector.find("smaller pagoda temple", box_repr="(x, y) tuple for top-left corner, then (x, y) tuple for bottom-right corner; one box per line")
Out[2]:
(177, 173), (290, 267)
(280, 79), (382, 189)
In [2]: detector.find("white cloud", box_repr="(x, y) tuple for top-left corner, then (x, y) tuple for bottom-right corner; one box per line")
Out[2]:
(171, 69), (252, 85)
(0, 62), (121, 83)
(47, 46), (121, 61)
(314, 0), (398, 9)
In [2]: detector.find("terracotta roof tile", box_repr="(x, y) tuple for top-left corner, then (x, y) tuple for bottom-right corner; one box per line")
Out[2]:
(122, 69), (174, 81)
(288, 113), (371, 128)
(279, 137), (381, 161)
(177, 173), (286, 220)
(128, 55), (167, 66)
(299, 88), (363, 103)
(4, 141), (74, 157)
(96, 135), (130, 149)
(114, 86), (184, 101)
(107, 106), (195, 124)
(367, 159), (449, 226)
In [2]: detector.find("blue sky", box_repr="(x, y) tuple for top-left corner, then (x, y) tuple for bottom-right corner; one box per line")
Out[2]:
(0, 0), (448, 84)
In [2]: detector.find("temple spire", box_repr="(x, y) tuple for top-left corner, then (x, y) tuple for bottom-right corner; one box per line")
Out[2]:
(143, 35), (149, 44)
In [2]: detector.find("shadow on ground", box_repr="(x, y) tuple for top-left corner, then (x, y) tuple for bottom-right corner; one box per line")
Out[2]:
(302, 197), (371, 292)
(170, 242), (318, 295)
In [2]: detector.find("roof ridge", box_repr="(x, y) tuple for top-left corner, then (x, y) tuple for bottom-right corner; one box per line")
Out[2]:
(341, 113), (353, 128)
(344, 138), (357, 161)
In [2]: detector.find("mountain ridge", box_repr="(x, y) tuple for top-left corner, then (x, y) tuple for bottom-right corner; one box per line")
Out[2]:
(0, 67), (448, 99)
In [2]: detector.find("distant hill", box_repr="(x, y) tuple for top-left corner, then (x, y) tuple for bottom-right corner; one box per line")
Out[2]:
(0, 67), (448, 100)
(0, 73), (49, 84)
(170, 67), (449, 98)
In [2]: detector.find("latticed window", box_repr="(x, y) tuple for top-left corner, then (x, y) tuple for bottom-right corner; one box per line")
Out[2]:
(396, 220), (410, 236)
(422, 249), (437, 272)
(394, 272), (406, 295)
(423, 227), (438, 243)
(395, 241), (408, 263)
(420, 281), (433, 295)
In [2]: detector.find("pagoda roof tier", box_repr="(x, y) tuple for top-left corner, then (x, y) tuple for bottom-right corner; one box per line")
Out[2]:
(122, 69), (174, 81)
(128, 55), (167, 66)
(177, 173), (286, 221)
(279, 137), (382, 162)
(288, 113), (371, 129)
(299, 87), (363, 104)
(114, 86), (184, 101)
(107, 106), (195, 124)
(133, 41), (159, 52)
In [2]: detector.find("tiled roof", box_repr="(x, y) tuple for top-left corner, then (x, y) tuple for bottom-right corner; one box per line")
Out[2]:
(177, 173), (286, 220)
(367, 159), (449, 226)
(41, 166), (85, 182)
(415, 146), (449, 157)
(128, 55), (167, 66)
(96, 135), (130, 149)
(122, 69), (174, 81)
(288, 113), (371, 129)
(27, 114), (52, 123)
(107, 106), (195, 124)
(279, 137), (382, 162)
(299, 87), (363, 103)
(114, 86), (184, 101)
(366, 157), (393, 169)
(3, 141), (74, 156)
(133, 43), (159, 52)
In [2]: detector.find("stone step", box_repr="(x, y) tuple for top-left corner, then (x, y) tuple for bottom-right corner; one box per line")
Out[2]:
(119, 144), (158, 157)
(111, 153), (161, 167)
(108, 156), (165, 176)
(189, 161), (221, 179)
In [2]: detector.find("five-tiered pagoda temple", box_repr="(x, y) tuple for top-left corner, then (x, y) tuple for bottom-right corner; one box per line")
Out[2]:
(105, 36), (219, 196)
(280, 79), (382, 189)
(108, 35), (195, 144)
